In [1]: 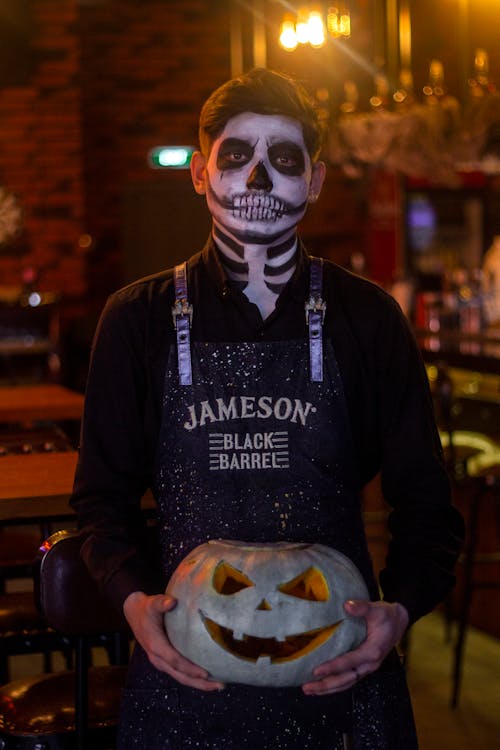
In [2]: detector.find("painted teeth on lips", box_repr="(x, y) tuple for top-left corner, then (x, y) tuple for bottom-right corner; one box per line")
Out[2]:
(232, 194), (285, 221)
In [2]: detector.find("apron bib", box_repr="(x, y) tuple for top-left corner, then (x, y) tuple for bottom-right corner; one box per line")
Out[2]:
(155, 337), (376, 582)
(117, 263), (418, 750)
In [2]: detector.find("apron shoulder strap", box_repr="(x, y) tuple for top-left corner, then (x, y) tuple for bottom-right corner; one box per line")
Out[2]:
(172, 261), (193, 386)
(305, 256), (326, 383)
(172, 257), (325, 386)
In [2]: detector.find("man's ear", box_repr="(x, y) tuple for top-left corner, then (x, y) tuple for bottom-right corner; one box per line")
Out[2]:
(190, 151), (207, 195)
(308, 160), (326, 203)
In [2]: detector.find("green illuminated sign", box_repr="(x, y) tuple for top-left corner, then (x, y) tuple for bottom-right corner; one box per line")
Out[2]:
(148, 146), (195, 169)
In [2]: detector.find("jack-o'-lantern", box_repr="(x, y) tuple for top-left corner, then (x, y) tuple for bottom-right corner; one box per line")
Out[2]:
(165, 540), (368, 687)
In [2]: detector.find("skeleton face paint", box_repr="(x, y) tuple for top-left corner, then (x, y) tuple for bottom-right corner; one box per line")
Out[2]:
(205, 113), (314, 244)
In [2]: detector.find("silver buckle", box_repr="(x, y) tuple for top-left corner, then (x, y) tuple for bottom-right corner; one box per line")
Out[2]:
(172, 298), (193, 328)
(305, 295), (326, 324)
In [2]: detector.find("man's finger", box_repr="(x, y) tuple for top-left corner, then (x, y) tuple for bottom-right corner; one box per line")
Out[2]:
(150, 594), (177, 613)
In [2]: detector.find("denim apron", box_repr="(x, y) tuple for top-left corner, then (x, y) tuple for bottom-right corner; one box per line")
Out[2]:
(117, 260), (418, 750)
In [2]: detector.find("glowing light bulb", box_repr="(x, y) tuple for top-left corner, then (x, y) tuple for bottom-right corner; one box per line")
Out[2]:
(327, 6), (350, 38)
(339, 12), (350, 38)
(279, 19), (298, 51)
(327, 7), (340, 37)
(296, 8), (310, 44)
(307, 11), (326, 48)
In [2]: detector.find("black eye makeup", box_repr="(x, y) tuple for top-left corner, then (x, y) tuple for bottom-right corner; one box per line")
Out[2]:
(268, 141), (305, 176)
(217, 138), (255, 170)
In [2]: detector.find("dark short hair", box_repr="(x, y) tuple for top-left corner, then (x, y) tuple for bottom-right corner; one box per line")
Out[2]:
(199, 68), (326, 162)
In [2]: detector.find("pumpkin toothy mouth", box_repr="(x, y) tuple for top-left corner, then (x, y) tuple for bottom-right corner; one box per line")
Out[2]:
(200, 613), (342, 663)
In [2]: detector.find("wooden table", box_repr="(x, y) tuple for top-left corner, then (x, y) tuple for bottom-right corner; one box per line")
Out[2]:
(0, 451), (155, 525)
(0, 384), (84, 423)
(0, 451), (78, 523)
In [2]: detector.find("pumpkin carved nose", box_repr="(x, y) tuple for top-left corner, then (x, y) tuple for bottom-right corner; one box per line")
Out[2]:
(256, 598), (272, 611)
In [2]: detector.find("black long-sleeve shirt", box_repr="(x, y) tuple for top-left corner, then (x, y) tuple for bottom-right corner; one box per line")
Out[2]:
(70, 238), (464, 624)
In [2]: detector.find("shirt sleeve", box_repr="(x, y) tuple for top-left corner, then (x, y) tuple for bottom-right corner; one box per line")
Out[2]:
(70, 289), (164, 613)
(374, 298), (465, 625)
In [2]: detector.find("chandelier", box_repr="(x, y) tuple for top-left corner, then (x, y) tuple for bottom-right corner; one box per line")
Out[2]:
(279, 6), (350, 51)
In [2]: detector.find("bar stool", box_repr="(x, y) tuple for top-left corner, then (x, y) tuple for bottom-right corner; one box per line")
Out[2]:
(450, 453), (500, 708)
(0, 530), (131, 750)
(428, 363), (500, 704)
(0, 523), (76, 684)
(0, 527), (41, 591)
(431, 363), (497, 477)
(0, 421), (79, 683)
(0, 589), (73, 685)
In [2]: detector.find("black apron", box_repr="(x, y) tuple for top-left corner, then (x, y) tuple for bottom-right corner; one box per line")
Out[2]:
(117, 260), (418, 750)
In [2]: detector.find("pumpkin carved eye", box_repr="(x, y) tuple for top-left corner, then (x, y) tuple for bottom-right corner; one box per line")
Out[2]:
(278, 567), (329, 601)
(213, 562), (255, 595)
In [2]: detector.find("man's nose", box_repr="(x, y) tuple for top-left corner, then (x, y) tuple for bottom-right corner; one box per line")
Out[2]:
(246, 160), (273, 192)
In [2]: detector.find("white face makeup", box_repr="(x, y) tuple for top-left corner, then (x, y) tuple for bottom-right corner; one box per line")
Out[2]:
(203, 113), (314, 244)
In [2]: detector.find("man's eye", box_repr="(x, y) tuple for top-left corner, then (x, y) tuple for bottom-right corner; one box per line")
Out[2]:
(217, 142), (252, 170)
(276, 154), (296, 167)
(219, 151), (248, 168)
(268, 143), (305, 175)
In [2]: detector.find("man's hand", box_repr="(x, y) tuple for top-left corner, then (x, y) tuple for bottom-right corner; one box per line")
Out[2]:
(123, 591), (224, 691)
(302, 599), (409, 696)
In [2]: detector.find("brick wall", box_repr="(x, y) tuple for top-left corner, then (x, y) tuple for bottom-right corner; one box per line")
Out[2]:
(0, 0), (85, 296)
(78, 0), (230, 297)
(0, 0), (230, 305)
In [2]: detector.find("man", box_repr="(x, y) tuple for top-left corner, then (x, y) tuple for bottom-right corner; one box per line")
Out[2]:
(71, 68), (464, 749)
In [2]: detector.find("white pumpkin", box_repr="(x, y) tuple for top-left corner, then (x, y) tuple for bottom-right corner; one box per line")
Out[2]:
(165, 540), (368, 687)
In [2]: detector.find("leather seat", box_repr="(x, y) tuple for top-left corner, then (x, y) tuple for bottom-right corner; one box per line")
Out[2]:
(0, 530), (132, 750)
(0, 572), (72, 686)
(0, 666), (126, 749)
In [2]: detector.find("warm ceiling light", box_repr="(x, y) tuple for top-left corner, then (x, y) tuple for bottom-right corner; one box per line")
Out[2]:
(279, 6), (350, 50)
(308, 11), (326, 48)
(295, 9), (310, 45)
(339, 11), (350, 38)
(327, 6), (351, 39)
(279, 17), (298, 51)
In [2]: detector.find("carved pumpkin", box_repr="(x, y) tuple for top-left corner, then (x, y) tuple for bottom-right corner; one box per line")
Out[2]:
(165, 540), (368, 687)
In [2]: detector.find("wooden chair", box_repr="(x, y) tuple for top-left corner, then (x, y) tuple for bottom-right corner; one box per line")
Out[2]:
(0, 529), (131, 750)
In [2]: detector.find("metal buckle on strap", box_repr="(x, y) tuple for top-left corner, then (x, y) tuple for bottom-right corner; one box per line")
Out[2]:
(173, 262), (193, 386)
(306, 257), (326, 383)
(171, 297), (193, 329)
(305, 294), (326, 324)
